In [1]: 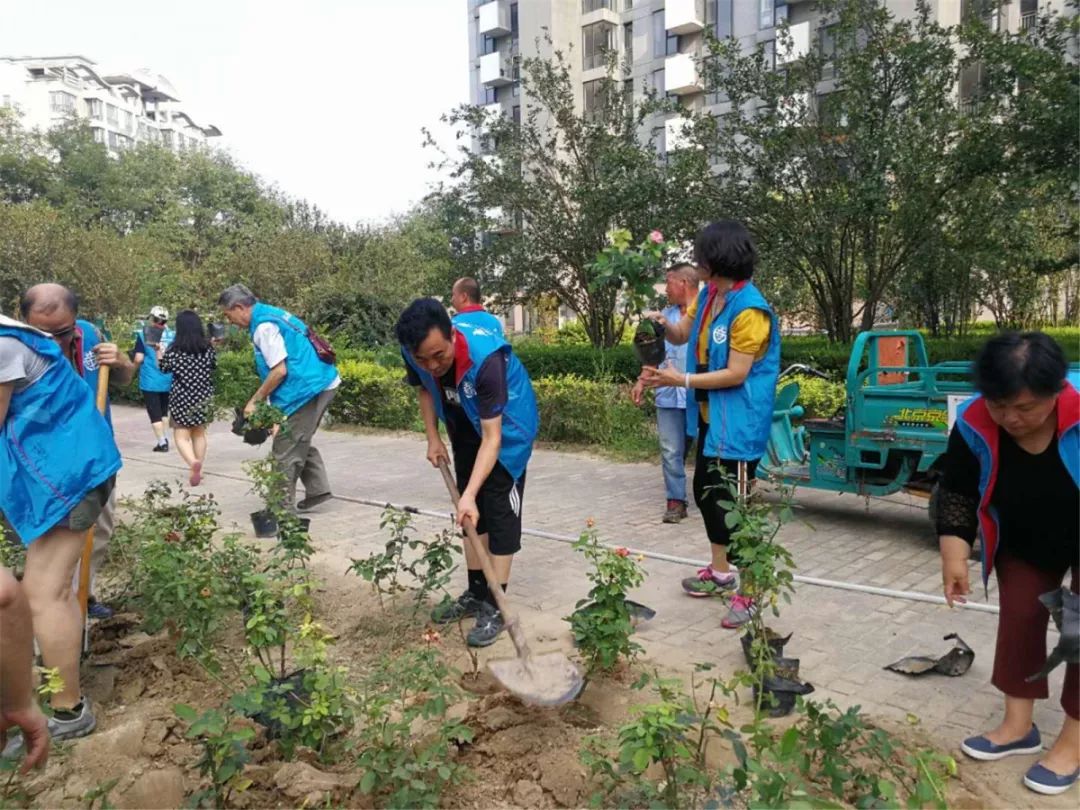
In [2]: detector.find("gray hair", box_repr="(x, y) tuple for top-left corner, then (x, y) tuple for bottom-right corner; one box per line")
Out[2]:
(217, 284), (257, 309)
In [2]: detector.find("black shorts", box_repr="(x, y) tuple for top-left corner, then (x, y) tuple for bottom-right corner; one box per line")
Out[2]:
(452, 440), (525, 556)
(143, 390), (170, 423)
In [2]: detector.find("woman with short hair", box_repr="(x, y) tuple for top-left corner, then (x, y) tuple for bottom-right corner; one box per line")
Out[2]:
(938, 331), (1079, 796)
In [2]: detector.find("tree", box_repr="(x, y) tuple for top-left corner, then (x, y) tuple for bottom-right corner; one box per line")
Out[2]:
(430, 44), (708, 348)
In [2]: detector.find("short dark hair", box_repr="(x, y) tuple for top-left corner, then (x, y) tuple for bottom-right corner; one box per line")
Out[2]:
(395, 298), (452, 353)
(973, 331), (1068, 401)
(170, 309), (211, 355)
(20, 286), (79, 319)
(693, 220), (757, 281)
(455, 277), (482, 304)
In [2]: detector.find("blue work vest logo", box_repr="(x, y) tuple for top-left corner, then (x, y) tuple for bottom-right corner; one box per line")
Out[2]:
(712, 326), (728, 345)
(461, 381), (477, 399)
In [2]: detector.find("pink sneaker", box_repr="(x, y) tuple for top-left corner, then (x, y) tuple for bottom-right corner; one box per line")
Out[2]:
(681, 566), (738, 597)
(722, 595), (758, 628)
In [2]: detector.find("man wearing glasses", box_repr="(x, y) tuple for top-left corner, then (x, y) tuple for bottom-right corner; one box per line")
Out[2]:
(19, 284), (135, 623)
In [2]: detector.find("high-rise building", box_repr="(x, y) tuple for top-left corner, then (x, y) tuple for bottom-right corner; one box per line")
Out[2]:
(0, 55), (221, 153)
(467, 0), (1062, 156)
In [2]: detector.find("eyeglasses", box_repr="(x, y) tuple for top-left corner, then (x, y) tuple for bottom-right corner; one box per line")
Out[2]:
(46, 323), (78, 340)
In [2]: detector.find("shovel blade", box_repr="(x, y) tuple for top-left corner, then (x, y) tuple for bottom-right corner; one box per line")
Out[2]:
(487, 652), (584, 707)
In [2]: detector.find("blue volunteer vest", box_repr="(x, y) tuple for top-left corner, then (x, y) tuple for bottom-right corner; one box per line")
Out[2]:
(249, 302), (339, 416)
(76, 319), (113, 430)
(655, 303), (689, 410)
(0, 319), (122, 545)
(403, 322), (538, 481)
(137, 326), (174, 393)
(452, 308), (505, 338)
(686, 282), (781, 461)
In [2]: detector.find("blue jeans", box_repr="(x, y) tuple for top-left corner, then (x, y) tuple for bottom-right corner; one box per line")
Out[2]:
(657, 407), (688, 502)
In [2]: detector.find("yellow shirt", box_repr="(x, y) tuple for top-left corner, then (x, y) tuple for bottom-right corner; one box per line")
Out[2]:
(686, 292), (771, 423)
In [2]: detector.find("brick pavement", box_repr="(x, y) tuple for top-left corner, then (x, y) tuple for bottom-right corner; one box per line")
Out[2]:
(108, 406), (1072, 807)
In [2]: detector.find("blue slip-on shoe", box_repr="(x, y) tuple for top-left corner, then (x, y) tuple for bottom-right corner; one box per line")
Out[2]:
(960, 725), (1041, 761)
(1023, 763), (1080, 796)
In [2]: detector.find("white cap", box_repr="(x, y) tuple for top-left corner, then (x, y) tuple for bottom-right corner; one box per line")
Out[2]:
(149, 306), (169, 321)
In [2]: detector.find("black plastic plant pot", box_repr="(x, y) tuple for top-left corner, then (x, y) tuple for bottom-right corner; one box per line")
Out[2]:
(632, 319), (667, 367)
(247, 670), (310, 739)
(754, 674), (815, 718)
(250, 510), (278, 538)
(741, 627), (792, 668)
(232, 408), (270, 446)
(207, 322), (226, 340)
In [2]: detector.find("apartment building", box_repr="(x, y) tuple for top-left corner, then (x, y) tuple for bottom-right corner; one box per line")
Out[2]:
(466, 0), (1063, 332)
(0, 55), (221, 154)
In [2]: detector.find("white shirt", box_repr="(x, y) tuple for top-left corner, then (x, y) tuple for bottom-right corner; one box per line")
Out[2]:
(253, 322), (340, 390)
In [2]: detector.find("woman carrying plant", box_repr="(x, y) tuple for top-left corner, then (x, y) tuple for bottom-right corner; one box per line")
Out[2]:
(158, 311), (217, 487)
(641, 220), (780, 629)
(937, 331), (1079, 796)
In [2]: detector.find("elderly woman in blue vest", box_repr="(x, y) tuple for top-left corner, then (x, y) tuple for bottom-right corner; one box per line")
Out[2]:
(0, 315), (121, 750)
(937, 332), (1079, 796)
(642, 220), (780, 629)
(132, 305), (175, 452)
(450, 277), (505, 337)
(218, 285), (340, 512)
(397, 298), (538, 648)
(21, 284), (134, 622)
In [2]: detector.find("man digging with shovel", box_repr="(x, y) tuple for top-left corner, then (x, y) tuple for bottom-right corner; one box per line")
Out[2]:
(396, 298), (539, 648)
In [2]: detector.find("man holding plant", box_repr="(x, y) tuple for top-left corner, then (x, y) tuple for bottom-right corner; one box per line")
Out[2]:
(395, 298), (538, 647)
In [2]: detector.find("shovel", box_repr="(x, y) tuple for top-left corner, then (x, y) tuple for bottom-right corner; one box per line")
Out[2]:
(437, 460), (583, 707)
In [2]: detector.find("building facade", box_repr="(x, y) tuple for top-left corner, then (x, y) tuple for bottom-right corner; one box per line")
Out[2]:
(0, 55), (220, 154)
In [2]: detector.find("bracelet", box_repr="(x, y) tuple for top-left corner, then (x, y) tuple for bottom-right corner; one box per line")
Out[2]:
(684, 373), (692, 389)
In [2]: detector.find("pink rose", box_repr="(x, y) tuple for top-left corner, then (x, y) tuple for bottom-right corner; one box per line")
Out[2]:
(615, 547), (630, 558)
(649, 230), (664, 244)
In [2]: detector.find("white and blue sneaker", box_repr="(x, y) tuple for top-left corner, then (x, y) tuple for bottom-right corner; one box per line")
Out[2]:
(1024, 763), (1080, 796)
(960, 725), (1042, 761)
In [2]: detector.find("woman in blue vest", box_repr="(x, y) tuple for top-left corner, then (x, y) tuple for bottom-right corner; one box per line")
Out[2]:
(937, 332), (1079, 796)
(0, 315), (121, 749)
(642, 220), (780, 629)
(397, 298), (538, 648)
(132, 306), (174, 452)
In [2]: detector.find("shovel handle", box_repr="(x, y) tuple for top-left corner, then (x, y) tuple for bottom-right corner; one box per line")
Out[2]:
(437, 459), (530, 659)
(79, 365), (111, 624)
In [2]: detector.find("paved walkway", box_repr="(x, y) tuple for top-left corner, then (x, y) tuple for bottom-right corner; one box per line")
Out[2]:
(108, 406), (1071, 807)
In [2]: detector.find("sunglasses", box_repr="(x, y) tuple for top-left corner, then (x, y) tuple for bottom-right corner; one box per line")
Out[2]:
(151, 317), (167, 325)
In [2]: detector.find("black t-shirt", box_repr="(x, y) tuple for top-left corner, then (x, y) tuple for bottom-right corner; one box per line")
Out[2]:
(940, 425), (1079, 571)
(407, 351), (508, 448)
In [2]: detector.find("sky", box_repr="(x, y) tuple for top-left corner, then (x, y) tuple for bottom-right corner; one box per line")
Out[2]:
(0, 0), (470, 226)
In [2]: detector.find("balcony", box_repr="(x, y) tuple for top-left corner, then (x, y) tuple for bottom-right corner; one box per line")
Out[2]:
(665, 116), (695, 151)
(478, 0), (511, 38)
(776, 21), (811, 65)
(1020, 11), (1037, 31)
(480, 51), (513, 86)
(666, 0), (704, 35)
(664, 53), (702, 95)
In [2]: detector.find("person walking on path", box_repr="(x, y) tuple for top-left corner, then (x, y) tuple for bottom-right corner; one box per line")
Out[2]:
(0, 314), (121, 752)
(132, 305), (174, 452)
(218, 284), (340, 512)
(937, 331), (1079, 796)
(21, 284), (133, 620)
(157, 311), (217, 487)
(396, 298), (538, 647)
(450, 277), (504, 337)
(631, 263), (698, 523)
(641, 220), (780, 628)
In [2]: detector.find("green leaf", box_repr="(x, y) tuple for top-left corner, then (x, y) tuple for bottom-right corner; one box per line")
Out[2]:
(173, 704), (197, 722)
(359, 770), (377, 794)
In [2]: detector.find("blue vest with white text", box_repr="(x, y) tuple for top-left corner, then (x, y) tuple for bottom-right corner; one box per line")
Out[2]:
(686, 283), (780, 461)
(249, 302), (338, 416)
(403, 322), (538, 481)
(138, 327), (175, 393)
(0, 319), (122, 545)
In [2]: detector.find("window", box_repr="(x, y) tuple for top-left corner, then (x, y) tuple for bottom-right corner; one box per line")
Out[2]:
(624, 22), (633, 65)
(177, 133), (186, 149)
(762, 40), (776, 70)
(512, 105), (521, 125)
(714, 0), (733, 38)
(962, 0), (999, 30)
(87, 98), (103, 119)
(958, 61), (985, 111)
(583, 21), (615, 70)
(512, 56), (521, 81)
(107, 130), (118, 149)
(482, 85), (498, 104)
(820, 24), (838, 78)
(162, 130), (174, 148)
(704, 57), (729, 105)
(759, 0), (774, 29)
(583, 78), (607, 119)
(1, 95), (9, 107)
(1020, 0), (1037, 30)
(582, 0), (612, 12)
(481, 34), (498, 55)
(512, 81), (520, 97)
(510, 2), (518, 35)
(91, 127), (104, 143)
(106, 104), (119, 125)
(49, 91), (75, 113)
(650, 68), (665, 94)
(123, 110), (134, 132)
(774, 0), (788, 27)
(652, 10), (665, 57)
